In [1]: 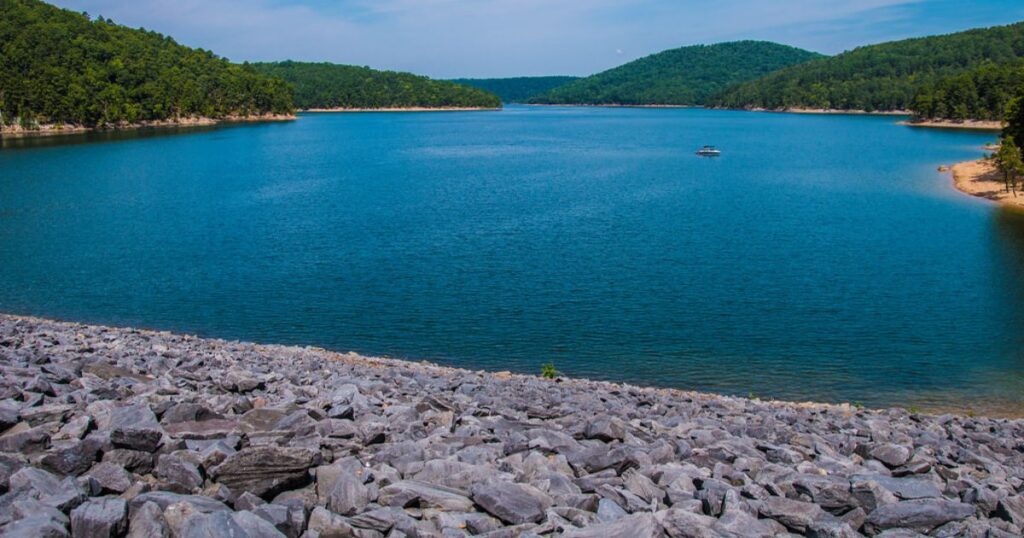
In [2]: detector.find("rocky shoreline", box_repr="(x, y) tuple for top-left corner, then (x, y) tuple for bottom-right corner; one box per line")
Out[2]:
(0, 114), (296, 138)
(0, 314), (1022, 537)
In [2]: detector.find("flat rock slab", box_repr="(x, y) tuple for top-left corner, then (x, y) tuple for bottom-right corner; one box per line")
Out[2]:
(865, 499), (975, 534)
(211, 446), (321, 499)
(471, 482), (552, 525)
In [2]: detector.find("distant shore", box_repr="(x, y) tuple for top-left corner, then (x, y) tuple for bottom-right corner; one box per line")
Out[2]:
(303, 107), (500, 113)
(738, 107), (911, 116)
(525, 103), (697, 109)
(949, 158), (1024, 208)
(900, 119), (1002, 131)
(0, 113), (295, 138)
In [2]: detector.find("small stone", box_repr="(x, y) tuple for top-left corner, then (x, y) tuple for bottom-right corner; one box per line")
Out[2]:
(870, 444), (912, 468)
(156, 454), (204, 493)
(85, 462), (133, 494)
(759, 496), (826, 533)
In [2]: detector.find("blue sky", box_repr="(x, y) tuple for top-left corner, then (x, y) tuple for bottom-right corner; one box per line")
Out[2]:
(51, 0), (1024, 78)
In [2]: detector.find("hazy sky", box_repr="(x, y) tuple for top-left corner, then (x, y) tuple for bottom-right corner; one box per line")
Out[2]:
(51, 0), (1024, 78)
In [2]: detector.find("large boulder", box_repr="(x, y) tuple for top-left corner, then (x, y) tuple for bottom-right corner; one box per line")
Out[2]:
(471, 481), (553, 525)
(864, 499), (975, 534)
(210, 446), (320, 499)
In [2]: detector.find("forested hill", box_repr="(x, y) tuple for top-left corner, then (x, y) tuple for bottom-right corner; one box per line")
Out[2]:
(252, 62), (501, 110)
(0, 0), (293, 130)
(910, 61), (1024, 121)
(528, 41), (823, 106)
(713, 22), (1024, 112)
(449, 76), (580, 103)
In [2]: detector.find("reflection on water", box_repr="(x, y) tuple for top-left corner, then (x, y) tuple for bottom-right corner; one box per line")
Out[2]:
(1, 123), (256, 151)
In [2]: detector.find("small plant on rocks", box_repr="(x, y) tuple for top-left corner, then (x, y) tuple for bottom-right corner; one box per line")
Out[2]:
(540, 362), (558, 379)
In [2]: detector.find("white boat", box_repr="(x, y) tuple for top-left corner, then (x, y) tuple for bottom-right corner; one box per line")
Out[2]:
(696, 145), (721, 157)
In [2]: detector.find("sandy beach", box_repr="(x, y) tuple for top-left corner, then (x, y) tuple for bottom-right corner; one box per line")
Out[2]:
(0, 113), (295, 138)
(899, 119), (1002, 130)
(950, 158), (1024, 208)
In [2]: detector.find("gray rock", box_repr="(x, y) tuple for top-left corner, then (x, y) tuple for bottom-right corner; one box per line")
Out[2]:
(870, 444), (911, 468)
(70, 497), (127, 538)
(471, 482), (552, 525)
(307, 506), (355, 538)
(179, 509), (249, 537)
(108, 405), (164, 452)
(40, 439), (100, 476)
(562, 512), (662, 537)
(84, 462), (133, 494)
(126, 501), (169, 538)
(2, 514), (70, 538)
(103, 449), (154, 475)
(596, 498), (628, 523)
(759, 496), (826, 533)
(323, 468), (370, 516)
(585, 417), (626, 442)
(156, 454), (204, 493)
(378, 480), (475, 512)
(0, 423), (50, 453)
(864, 499), (975, 534)
(211, 446), (320, 499)
(128, 491), (231, 514)
(234, 510), (289, 538)
(995, 495), (1024, 527)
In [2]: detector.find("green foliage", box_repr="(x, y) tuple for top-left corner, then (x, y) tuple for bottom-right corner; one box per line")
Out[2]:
(1003, 92), (1024, 150)
(529, 41), (823, 106)
(0, 0), (294, 129)
(911, 61), (1024, 121)
(713, 22), (1024, 112)
(540, 362), (558, 379)
(449, 77), (580, 103)
(994, 135), (1024, 194)
(251, 62), (501, 110)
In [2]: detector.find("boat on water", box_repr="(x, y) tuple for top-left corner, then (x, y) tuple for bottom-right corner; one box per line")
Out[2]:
(696, 145), (721, 157)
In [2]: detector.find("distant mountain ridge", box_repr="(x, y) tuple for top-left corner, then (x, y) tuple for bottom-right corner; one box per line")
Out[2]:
(252, 62), (501, 110)
(450, 77), (580, 103)
(713, 22), (1024, 113)
(529, 41), (824, 106)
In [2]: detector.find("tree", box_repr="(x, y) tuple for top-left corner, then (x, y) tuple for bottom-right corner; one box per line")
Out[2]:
(994, 136), (1023, 195)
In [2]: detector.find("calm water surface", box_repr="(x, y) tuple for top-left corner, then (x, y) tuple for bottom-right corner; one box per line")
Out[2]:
(2, 107), (1022, 412)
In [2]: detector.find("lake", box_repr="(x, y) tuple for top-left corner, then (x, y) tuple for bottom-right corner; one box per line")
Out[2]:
(1, 106), (1021, 413)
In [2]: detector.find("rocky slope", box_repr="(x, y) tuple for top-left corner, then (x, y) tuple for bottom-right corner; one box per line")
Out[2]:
(0, 314), (1022, 537)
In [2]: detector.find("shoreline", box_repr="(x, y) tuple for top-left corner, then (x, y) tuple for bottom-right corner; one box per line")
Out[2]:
(900, 119), (1002, 131)
(0, 312), (1021, 537)
(302, 106), (501, 113)
(741, 107), (911, 116)
(4, 312), (1020, 418)
(949, 158), (1024, 208)
(0, 113), (296, 139)
(525, 103), (698, 109)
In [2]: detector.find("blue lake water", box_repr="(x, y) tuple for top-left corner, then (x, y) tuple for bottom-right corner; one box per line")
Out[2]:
(1, 106), (1021, 413)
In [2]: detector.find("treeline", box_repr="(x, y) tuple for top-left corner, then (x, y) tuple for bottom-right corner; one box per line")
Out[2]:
(910, 62), (1024, 121)
(712, 22), (1024, 112)
(0, 0), (293, 129)
(449, 76), (579, 103)
(529, 41), (823, 106)
(252, 62), (501, 110)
